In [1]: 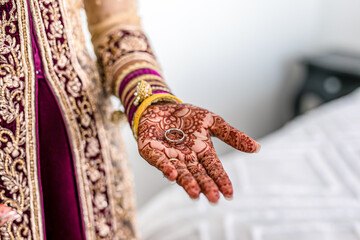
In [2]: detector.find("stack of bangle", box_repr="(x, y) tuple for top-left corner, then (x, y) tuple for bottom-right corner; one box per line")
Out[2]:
(115, 61), (183, 139)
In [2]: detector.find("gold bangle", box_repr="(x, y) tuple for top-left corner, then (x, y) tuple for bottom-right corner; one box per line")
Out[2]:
(125, 84), (172, 116)
(151, 86), (171, 92)
(114, 62), (162, 97)
(125, 85), (172, 115)
(132, 94), (183, 139)
(110, 53), (160, 86)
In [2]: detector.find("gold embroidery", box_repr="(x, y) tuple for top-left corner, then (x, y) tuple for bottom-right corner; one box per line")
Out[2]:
(62, 1), (139, 238)
(90, 13), (141, 47)
(29, 0), (139, 239)
(95, 28), (157, 96)
(0, 0), (43, 239)
(30, 0), (113, 238)
(0, 0), (139, 239)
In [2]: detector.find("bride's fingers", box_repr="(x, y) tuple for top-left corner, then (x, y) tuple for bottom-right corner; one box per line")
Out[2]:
(170, 159), (201, 199)
(0, 204), (21, 226)
(138, 144), (178, 181)
(198, 148), (233, 199)
(185, 155), (220, 203)
(209, 114), (260, 153)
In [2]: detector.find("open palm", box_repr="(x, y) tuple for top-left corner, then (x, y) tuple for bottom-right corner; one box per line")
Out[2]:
(137, 103), (260, 203)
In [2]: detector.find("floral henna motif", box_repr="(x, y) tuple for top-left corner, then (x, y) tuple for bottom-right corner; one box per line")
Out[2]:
(137, 103), (260, 203)
(210, 115), (259, 153)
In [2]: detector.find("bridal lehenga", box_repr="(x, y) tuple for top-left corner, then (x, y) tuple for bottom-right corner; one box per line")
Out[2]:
(0, 0), (147, 239)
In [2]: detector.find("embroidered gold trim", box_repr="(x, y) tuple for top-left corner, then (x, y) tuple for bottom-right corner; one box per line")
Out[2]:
(29, 0), (115, 238)
(90, 13), (141, 48)
(91, 24), (142, 50)
(95, 27), (158, 96)
(20, 0), (44, 238)
(0, 0), (43, 238)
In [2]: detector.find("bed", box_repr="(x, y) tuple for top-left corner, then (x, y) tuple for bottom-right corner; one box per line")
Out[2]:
(138, 88), (360, 240)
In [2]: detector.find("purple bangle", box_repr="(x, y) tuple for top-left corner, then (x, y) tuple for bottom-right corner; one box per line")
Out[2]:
(128, 105), (138, 125)
(117, 67), (172, 127)
(151, 90), (172, 94)
(124, 85), (171, 113)
(125, 94), (137, 115)
(119, 68), (162, 95)
(124, 89), (172, 115)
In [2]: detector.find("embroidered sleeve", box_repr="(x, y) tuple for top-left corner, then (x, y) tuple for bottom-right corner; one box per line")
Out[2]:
(84, 0), (178, 129)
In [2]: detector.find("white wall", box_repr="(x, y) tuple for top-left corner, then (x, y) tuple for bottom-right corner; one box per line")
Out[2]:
(318, 0), (360, 53)
(82, 0), (360, 208)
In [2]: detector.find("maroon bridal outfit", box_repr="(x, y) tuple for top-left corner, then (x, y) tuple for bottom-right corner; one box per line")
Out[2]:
(29, 4), (85, 239)
(0, 0), (148, 238)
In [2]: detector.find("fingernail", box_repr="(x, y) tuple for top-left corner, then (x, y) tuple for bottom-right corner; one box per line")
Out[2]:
(255, 143), (261, 153)
(225, 196), (233, 201)
(0, 211), (21, 227)
(7, 211), (21, 222)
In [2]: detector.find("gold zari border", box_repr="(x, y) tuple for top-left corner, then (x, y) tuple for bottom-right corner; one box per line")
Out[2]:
(29, 0), (116, 238)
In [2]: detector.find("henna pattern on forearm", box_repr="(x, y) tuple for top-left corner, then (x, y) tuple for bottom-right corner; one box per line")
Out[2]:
(137, 103), (260, 203)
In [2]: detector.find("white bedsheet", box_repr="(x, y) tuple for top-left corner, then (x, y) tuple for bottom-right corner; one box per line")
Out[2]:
(139, 89), (360, 240)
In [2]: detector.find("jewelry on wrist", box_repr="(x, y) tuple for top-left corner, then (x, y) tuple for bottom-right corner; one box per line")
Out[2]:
(119, 68), (162, 94)
(132, 94), (183, 139)
(133, 80), (153, 106)
(114, 62), (161, 97)
(124, 85), (172, 118)
(120, 74), (163, 103)
(123, 81), (170, 107)
(114, 61), (176, 139)
(150, 86), (171, 92)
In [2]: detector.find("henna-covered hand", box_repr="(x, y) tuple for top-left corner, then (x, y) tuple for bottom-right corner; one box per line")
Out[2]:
(137, 103), (260, 203)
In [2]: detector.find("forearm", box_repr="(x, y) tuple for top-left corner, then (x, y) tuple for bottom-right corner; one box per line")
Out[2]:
(85, 0), (181, 137)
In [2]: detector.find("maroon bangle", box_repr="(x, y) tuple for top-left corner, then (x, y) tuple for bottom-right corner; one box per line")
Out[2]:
(127, 104), (138, 125)
(152, 90), (172, 94)
(125, 94), (138, 115)
(119, 68), (162, 95)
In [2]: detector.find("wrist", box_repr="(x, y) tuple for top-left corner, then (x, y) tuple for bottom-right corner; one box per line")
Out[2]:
(114, 61), (182, 138)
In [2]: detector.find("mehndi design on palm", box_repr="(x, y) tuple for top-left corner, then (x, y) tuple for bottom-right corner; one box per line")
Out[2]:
(137, 103), (260, 203)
